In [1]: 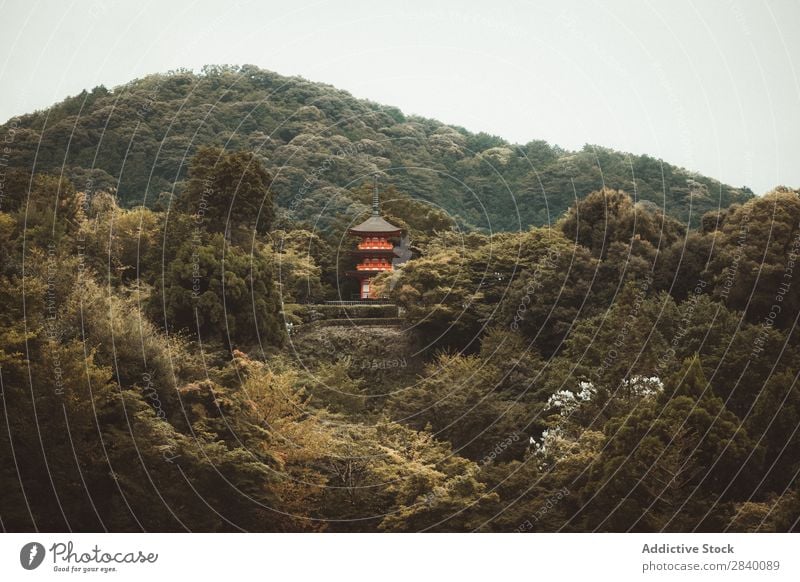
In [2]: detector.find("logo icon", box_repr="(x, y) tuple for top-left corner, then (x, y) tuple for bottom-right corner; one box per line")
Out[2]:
(20, 542), (45, 570)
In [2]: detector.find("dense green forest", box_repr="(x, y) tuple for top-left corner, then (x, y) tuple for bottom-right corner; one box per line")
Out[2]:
(2, 65), (752, 232)
(1, 67), (799, 532)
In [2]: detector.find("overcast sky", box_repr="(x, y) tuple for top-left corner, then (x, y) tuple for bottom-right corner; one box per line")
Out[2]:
(1, 0), (798, 194)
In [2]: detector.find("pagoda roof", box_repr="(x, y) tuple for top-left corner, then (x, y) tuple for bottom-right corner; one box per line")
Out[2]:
(349, 214), (402, 234)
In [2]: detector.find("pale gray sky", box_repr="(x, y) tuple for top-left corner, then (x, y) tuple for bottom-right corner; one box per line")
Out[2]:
(1, 0), (798, 194)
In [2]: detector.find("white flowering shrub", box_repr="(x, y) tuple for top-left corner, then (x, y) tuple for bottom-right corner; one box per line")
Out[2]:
(532, 426), (568, 469)
(545, 381), (597, 416)
(620, 375), (664, 397)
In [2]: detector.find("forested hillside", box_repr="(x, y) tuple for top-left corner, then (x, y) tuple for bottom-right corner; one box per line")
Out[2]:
(1, 68), (798, 533)
(2, 64), (751, 232)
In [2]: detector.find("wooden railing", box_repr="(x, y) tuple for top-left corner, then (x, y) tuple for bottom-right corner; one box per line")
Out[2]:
(357, 241), (394, 250)
(355, 263), (392, 271)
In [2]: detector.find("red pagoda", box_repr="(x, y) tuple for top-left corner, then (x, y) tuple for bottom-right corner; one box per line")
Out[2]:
(347, 179), (403, 299)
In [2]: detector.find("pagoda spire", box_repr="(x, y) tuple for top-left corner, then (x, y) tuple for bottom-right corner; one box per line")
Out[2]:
(372, 174), (380, 216)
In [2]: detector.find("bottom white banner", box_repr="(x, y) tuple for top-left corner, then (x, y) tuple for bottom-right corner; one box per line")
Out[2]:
(0, 533), (797, 581)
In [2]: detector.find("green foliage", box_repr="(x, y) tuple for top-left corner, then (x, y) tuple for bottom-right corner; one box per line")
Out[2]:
(709, 187), (800, 325)
(580, 357), (760, 531)
(152, 232), (283, 347)
(317, 421), (494, 531)
(388, 353), (527, 461)
(301, 359), (367, 414)
(2, 72), (799, 532)
(2, 66), (750, 232)
(560, 188), (684, 258)
(177, 146), (275, 240)
(270, 229), (326, 303)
